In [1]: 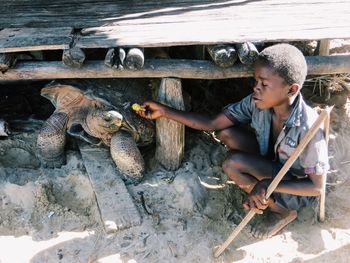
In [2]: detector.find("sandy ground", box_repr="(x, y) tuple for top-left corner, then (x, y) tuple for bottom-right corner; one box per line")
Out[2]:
(1, 40), (350, 263)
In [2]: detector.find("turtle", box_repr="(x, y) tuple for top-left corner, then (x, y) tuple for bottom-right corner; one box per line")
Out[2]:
(37, 79), (155, 183)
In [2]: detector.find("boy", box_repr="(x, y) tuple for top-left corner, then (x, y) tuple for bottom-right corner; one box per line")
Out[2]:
(135, 44), (329, 239)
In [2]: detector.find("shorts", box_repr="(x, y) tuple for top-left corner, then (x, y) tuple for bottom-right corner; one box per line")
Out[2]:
(271, 162), (315, 211)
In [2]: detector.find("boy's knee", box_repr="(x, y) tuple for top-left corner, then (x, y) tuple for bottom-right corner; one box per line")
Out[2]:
(215, 128), (233, 144)
(222, 151), (245, 174)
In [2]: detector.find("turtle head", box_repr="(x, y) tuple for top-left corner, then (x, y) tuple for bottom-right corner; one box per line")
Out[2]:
(100, 110), (124, 130)
(99, 110), (139, 141)
(41, 83), (84, 108)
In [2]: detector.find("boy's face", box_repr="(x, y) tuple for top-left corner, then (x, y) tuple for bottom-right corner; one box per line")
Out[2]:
(252, 64), (291, 110)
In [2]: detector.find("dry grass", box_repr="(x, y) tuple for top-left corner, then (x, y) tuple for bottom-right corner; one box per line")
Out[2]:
(304, 74), (350, 103)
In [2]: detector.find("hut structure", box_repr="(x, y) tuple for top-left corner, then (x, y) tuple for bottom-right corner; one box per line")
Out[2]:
(1, 0), (350, 234)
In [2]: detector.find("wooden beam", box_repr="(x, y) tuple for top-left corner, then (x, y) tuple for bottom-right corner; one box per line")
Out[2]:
(1, 55), (350, 81)
(104, 48), (116, 68)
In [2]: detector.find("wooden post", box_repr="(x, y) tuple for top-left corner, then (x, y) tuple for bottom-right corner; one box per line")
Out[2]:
(156, 78), (185, 170)
(0, 53), (16, 72)
(317, 39), (330, 56)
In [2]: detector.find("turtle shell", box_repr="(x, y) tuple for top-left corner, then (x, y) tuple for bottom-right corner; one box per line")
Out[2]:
(48, 79), (155, 146)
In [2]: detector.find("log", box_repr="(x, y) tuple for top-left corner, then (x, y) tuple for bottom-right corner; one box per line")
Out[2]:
(125, 47), (144, 70)
(0, 53), (16, 72)
(206, 44), (238, 68)
(1, 55), (350, 80)
(113, 47), (126, 70)
(156, 78), (185, 170)
(235, 42), (259, 65)
(105, 47), (127, 70)
(104, 48), (116, 68)
(62, 47), (86, 68)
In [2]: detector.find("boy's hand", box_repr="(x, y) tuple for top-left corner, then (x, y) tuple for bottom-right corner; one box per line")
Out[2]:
(133, 101), (165, 120)
(243, 180), (270, 214)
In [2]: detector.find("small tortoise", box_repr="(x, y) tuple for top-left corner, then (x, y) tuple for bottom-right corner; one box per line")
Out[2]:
(37, 79), (154, 182)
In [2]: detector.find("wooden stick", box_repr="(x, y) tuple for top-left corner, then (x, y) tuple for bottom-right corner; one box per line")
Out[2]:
(319, 106), (332, 222)
(1, 55), (350, 80)
(214, 108), (331, 258)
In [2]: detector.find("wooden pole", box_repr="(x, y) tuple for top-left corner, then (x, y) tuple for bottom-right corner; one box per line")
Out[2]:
(156, 78), (185, 170)
(214, 108), (331, 258)
(319, 107), (332, 222)
(317, 40), (331, 56)
(1, 55), (350, 80)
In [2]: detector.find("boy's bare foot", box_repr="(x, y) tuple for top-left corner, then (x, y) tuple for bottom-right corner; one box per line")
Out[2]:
(250, 209), (297, 239)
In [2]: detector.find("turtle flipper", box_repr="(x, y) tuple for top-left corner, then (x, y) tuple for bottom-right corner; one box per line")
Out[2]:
(110, 131), (144, 183)
(37, 112), (68, 168)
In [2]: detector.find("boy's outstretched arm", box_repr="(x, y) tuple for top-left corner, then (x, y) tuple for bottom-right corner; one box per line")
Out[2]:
(135, 101), (234, 132)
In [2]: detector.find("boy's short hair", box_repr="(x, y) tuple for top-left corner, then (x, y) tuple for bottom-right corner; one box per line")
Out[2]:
(257, 44), (307, 86)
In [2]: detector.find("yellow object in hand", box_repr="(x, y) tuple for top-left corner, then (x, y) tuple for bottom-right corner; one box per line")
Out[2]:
(132, 103), (146, 112)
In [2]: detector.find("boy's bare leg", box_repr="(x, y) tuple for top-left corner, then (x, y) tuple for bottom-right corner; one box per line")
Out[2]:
(216, 127), (297, 238)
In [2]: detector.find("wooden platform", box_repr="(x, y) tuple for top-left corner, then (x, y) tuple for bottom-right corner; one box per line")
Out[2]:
(1, 0), (350, 53)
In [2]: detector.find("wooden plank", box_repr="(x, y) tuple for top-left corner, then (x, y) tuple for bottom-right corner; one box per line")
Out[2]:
(77, 19), (350, 48)
(1, 55), (350, 81)
(0, 28), (72, 53)
(0, 1), (349, 48)
(79, 143), (141, 233)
